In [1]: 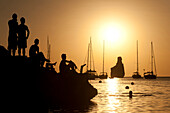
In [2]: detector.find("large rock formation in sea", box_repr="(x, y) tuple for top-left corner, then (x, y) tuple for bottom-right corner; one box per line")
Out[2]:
(111, 57), (125, 78)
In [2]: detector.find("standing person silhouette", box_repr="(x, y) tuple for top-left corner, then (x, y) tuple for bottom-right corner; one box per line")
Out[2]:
(18, 17), (30, 56)
(8, 13), (18, 56)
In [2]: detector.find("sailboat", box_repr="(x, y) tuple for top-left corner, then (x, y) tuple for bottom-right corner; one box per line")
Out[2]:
(99, 40), (108, 79)
(85, 38), (97, 80)
(132, 40), (142, 78)
(144, 42), (157, 79)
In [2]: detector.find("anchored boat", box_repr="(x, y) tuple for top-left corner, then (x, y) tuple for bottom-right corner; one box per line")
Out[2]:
(85, 38), (98, 80)
(132, 40), (142, 78)
(99, 40), (108, 79)
(144, 42), (157, 79)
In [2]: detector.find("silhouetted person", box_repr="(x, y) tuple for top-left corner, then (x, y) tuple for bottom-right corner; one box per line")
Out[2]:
(59, 54), (78, 75)
(129, 91), (133, 98)
(59, 54), (71, 75)
(29, 39), (49, 67)
(59, 54), (87, 76)
(8, 13), (18, 56)
(18, 17), (30, 56)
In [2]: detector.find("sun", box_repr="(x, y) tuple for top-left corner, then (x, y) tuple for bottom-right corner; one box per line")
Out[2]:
(103, 26), (121, 42)
(98, 23), (126, 46)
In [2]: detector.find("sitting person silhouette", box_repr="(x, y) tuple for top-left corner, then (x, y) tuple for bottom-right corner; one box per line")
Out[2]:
(59, 54), (77, 75)
(29, 39), (50, 67)
(59, 54), (86, 75)
(18, 17), (30, 56)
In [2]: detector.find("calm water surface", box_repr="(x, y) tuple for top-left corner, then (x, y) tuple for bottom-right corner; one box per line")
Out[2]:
(49, 78), (170, 113)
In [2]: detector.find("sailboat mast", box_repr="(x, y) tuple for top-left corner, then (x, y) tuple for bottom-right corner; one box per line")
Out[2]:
(152, 42), (157, 75)
(90, 38), (92, 70)
(87, 43), (89, 71)
(137, 40), (139, 73)
(87, 37), (94, 71)
(151, 42), (153, 73)
(103, 40), (105, 74)
(91, 41), (95, 71)
(49, 45), (51, 60)
(47, 36), (50, 60)
(86, 37), (96, 72)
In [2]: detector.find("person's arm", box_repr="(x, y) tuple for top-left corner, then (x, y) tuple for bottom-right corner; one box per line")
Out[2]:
(36, 46), (39, 54)
(65, 60), (70, 63)
(26, 26), (30, 39)
(69, 60), (77, 69)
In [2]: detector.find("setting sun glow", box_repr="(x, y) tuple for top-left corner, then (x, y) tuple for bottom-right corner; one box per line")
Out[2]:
(103, 26), (121, 42)
(98, 23), (126, 46)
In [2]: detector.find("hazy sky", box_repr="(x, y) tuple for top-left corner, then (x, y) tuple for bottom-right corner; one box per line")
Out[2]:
(0, 0), (170, 76)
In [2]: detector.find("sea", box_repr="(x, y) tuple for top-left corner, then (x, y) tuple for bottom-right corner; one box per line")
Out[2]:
(48, 77), (170, 113)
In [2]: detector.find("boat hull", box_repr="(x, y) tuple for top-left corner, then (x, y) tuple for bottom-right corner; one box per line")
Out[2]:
(144, 75), (156, 79)
(132, 75), (142, 78)
(99, 75), (108, 79)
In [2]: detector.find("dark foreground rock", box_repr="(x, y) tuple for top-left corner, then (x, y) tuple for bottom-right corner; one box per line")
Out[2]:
(0, 47), (97, 113)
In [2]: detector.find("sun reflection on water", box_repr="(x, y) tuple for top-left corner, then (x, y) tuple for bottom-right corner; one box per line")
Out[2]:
(107, 78), (119, 94)
(106, 78), (121, 112)
(89, 78), (170, 113)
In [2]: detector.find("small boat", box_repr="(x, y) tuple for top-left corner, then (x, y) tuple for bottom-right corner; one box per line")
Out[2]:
(86, 70), (97, 80)
(99, 40), (108, 79)
(144, 71), (156, 79)
(85, 38), (98, 80)
(99, 72), (108, 79)
(144, 42), (157, 79)
(132, 40), (142, 78)
(132, 72), (142, 78)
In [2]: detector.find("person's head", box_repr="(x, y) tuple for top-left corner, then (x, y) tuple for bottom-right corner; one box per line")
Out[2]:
(34, 38), (39, 45)
(61, 54), (66, 60)
(20, 17), (25, 24)
(12, 13), (17, 20)
(129, 90), (133, 98)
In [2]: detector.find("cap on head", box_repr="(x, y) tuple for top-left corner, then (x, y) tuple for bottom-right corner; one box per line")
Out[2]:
(12, 13), (17, 19)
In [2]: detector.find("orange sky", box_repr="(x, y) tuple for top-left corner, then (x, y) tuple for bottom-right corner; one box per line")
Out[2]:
(0, 0), (170, 76)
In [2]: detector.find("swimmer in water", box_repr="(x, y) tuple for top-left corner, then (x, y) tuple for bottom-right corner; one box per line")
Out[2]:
(129, 91), (133, 98)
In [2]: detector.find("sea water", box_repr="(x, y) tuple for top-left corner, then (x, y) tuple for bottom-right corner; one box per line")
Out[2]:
(49, 78), (170, 113)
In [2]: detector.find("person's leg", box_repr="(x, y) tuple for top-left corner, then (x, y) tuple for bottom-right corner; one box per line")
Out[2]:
(39, 52), (45, 67)
(23, 48), (25, 57)
(80, 64), (86, 74)
(40, 60), (45, 67)
(13, 49), (16, 56)
(18, 48), (21, 56)
(9, 49), (11, 56)
(39, 52), (50, 62)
